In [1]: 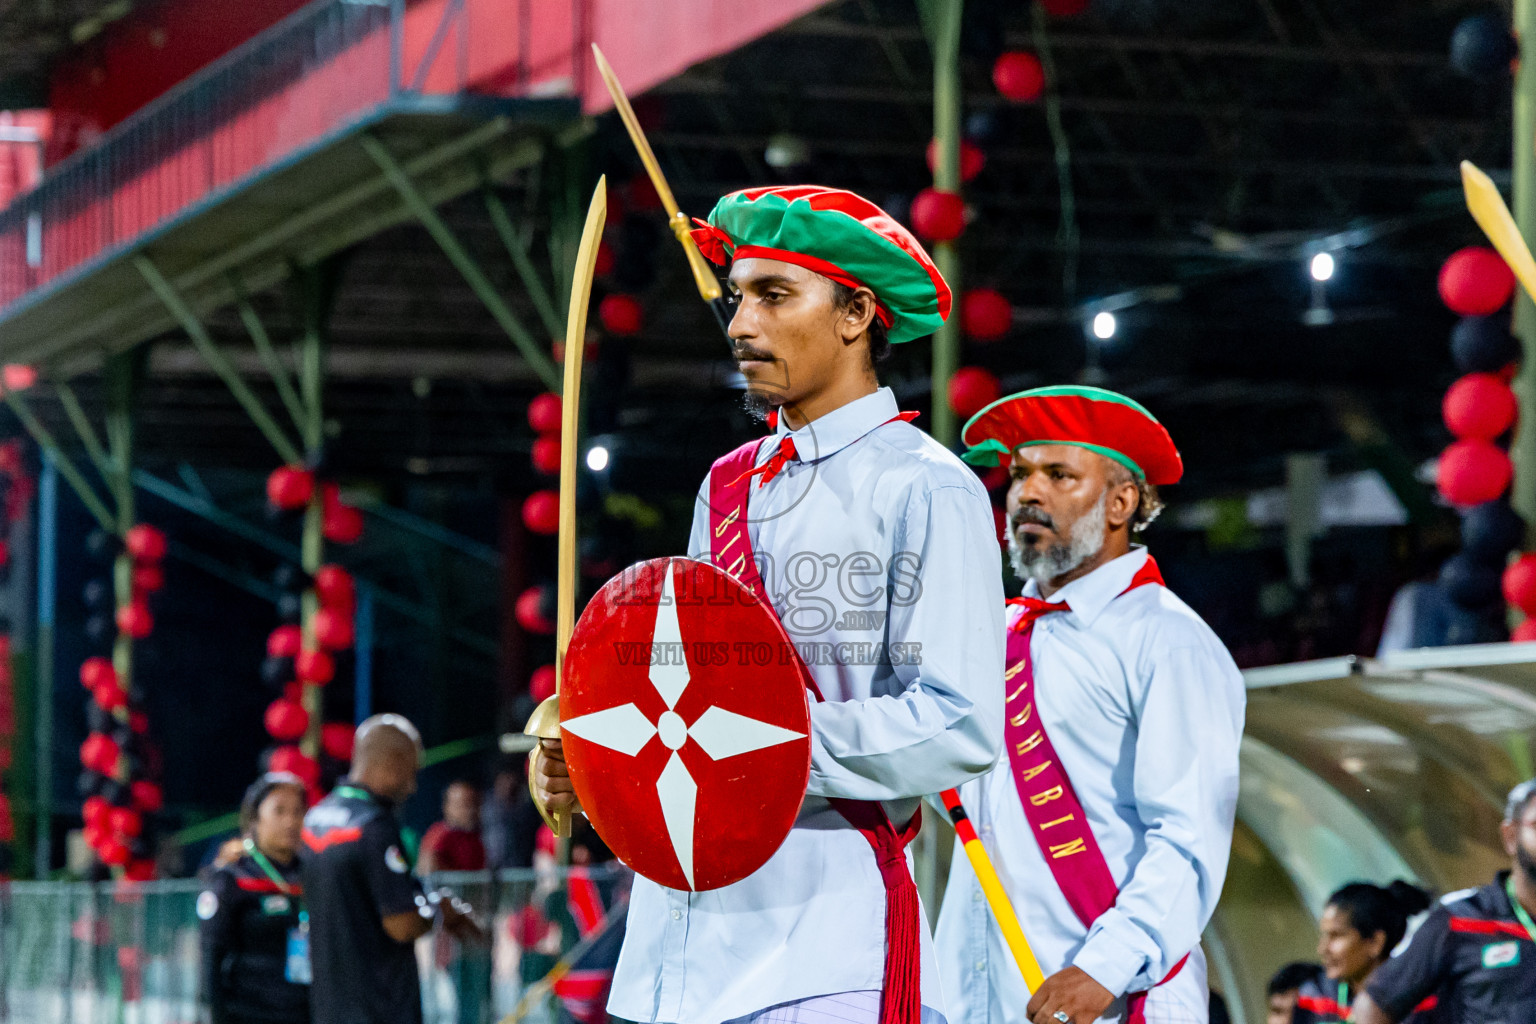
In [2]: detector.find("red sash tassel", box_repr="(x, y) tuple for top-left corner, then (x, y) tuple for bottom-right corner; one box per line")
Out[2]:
(707, 410), (922, 1024)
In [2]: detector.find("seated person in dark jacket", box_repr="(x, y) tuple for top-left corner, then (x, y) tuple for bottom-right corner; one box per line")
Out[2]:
(199, 772), (311, 1024)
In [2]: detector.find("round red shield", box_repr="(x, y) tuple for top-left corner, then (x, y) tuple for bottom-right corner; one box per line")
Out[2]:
(561, 557), (811, 891)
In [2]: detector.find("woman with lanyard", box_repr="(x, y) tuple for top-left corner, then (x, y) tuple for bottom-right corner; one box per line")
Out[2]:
(1297, 881), (1433, 1023)
(199, 772), (312, 1024)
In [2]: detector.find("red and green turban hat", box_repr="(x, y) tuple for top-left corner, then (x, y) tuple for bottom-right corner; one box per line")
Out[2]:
(689, 185), (952, 344)
(960, 385), (1183, 485)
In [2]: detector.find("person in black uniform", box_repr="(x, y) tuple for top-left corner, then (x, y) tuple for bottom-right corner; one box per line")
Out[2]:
(1356, 778), (1536, 1023)
(1295, 879), (1432, 1022)
(301, 714), (481, 1024)
(199, 772), (311, 1024)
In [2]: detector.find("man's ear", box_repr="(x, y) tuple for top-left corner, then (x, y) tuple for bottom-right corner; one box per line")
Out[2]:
(839, 286), (879, 343)
(1104, 479), (1141, 530)
(1503, 818), (1519, 858)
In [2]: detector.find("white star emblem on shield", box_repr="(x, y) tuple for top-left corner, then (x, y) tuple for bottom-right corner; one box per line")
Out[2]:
(561, 561), (806, 889)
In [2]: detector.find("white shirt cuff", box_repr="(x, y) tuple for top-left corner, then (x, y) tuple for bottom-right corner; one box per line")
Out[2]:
(1071, 920), (1151, 998)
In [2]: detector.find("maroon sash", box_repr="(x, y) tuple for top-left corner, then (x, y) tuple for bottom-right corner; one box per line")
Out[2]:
(1003, 557), (1185, 1023)
(707, 412), (922, 1024)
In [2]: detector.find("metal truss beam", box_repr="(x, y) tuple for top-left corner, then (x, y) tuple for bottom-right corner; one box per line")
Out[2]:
(360, 132), (562, 393)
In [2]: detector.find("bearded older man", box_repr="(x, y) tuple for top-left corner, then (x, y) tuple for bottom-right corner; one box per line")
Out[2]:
(935, 386), (1245, 1024)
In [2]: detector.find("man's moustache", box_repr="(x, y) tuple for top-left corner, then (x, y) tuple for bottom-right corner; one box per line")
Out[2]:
(734, 348), (775, 363)
(1010, 508), (1056, 533)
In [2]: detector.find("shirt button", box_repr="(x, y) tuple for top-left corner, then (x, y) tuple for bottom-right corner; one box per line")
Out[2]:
(670, 909), (682, 921)
(973, 889), (982, 902)
(975, 960), (986, 972)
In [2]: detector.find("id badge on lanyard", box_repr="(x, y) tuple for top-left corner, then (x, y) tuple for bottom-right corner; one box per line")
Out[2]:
(245, 838), (312, 985)
(285, 910), (312, 985)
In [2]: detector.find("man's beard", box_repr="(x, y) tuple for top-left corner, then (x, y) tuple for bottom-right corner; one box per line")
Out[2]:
(1518, 838), (1536, 884)
(1007, 492), (1108, 585)
(741, 388), (778, 423)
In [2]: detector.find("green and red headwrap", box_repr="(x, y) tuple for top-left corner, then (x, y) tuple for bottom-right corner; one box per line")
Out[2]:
(690, 185), (952, 344)
(960, 385), (1183, 485)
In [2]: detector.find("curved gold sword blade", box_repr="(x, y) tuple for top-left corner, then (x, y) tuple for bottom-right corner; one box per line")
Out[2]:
(525, 174), (607, 838)
(592, 44), (734, 342)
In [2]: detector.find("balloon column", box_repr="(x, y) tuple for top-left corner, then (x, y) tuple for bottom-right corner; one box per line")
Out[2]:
(78, 519), (166, 879)
(1431, 247), (1527, 643)
(264, 460), (363, 796)
(0, 440), (31, 878)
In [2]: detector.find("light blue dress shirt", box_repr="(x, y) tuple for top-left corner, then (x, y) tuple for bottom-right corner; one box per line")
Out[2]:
(934, 548), (1245, 1024)
(606, 386), (1006, 1024)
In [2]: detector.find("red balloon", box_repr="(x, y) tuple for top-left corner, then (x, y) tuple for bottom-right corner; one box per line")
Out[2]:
(116, 600), (153, 639)
(1439, 247), (1516, 316)
(265, 697), (309, 742)
(83, 823), (108, 851)
(99, 839), (131, 866)
(1505, 554), (1536, 616)
(993, 51), (1046, 102)
(296, 648), (335, 685)
(528, 392), (563, 434)
(270, 746), (320, 789)
(1515, 618), (1536, 643)
(313, 565), (355, 609)
(108, 806), (142, 838)
(312, 607), (355, 651)
(522, 490), (560, 535)
(124, 524), (166, 563)
(94, 682), (127, 713)
(80, 733), (119, 775)
(123, 859), (156, 881)
(267, 625), (303, 660)
(283, 682), (305, 705)
(1041, 0), (1090, 15)
(910, 188), (966, 242)
(321, 722), (356, 761)
(131, 564), (164, 595)
(532, 436), (562, 476)
(323, 504), (364, 545)
(1437, 439), (1513, 506)
(516, 586), (555, 634)
(130, 780), (163, 813)
(1443, 373), (1518, 440)
(83, 795), (111, 828)
(129, 711), (149, 735)
(595, 240), (615, 278)
(265, 466), (313, 511)
(599, 294), (644, 336)
(80, 656), (116, 692)
(320, 481), (342, 513)
(530, 664), (557, 701)
(948, 366), (1002, 419)
(925, 138), (986, 183)
(961, 288), (1012, 341)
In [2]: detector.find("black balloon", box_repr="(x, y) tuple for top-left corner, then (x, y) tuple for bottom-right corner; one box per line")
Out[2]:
(77, 770), (103, 798)
(1463, 500), (1526, 562)
(99, 780), (127, 805)
(1439, 552), (1504, 608)
(85, 614), (112, 645)
(272, 563), (308, 592)
(262, 655), (295, 688)
(276, 592), (303, 622)
(1450, 13), (1517, 79)
(1451, 314), (1521, 374)
(86, 703), (111, 734)
(83, 578), (111, 610)
(85, 529), (121, 561)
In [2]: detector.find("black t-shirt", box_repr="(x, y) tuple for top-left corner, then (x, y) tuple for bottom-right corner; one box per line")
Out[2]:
(301, 781), (427, 1024)
(199, 851), (310, 1024)
(1367, 873), (1536, 1024)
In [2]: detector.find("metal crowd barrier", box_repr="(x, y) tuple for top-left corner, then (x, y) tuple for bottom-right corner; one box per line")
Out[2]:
(0, 864), (630, 1024)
